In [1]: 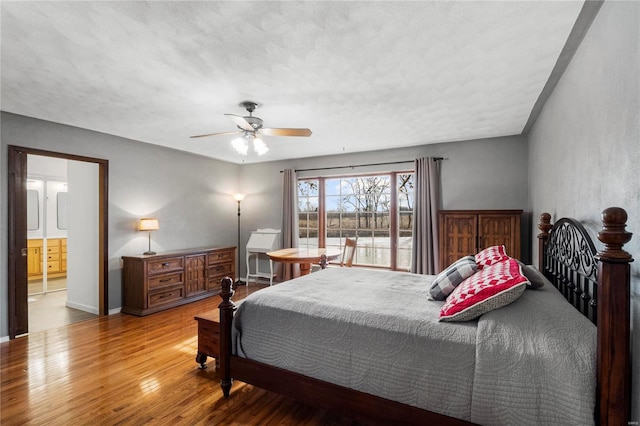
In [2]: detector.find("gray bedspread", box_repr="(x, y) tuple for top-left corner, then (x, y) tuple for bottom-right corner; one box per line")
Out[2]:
(471, 282), (596, 426)
(231, 267), (596, 425)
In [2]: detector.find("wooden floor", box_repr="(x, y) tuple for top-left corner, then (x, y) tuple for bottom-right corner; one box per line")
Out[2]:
(0, 283), (379, 425)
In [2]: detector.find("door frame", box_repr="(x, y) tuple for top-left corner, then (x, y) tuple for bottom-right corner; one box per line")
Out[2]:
(8, 145), (109, 339)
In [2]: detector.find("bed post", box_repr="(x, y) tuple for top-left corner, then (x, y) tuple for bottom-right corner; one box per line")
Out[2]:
(594, 207), (633, 426)
(219, 276), (235, 398)
(537, 212), (552, 270)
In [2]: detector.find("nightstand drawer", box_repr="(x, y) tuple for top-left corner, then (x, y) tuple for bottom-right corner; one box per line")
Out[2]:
(148, 257), (183, 275)
(197, 317), (220, 357)
(194, 312), (220, 368)
(148, 272), (183, 290)
(148, 285), (184, 307)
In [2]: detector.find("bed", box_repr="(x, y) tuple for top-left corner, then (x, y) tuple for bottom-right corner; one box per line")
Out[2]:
(217, 207), (632, 425)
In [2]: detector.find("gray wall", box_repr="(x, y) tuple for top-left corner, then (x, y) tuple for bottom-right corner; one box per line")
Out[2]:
(528, 0), (639, 418)
(0, 112), (240, 337)
(236, 135), (530, 278)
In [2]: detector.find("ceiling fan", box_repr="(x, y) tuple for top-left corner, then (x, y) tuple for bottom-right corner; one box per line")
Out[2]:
(190, 101), (312, 156)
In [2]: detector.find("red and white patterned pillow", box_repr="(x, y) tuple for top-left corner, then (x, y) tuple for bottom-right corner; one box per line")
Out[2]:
(439, 258), (529, 322)
(475, 245), (509, 269)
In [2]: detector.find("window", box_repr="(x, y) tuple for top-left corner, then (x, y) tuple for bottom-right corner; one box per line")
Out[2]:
(397, 173), (414, 270)
(297, 180), (319, 249)
(298, 172), (414, 270)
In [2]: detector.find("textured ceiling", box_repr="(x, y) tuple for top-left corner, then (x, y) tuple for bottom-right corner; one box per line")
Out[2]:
(1, 1), (584, 164)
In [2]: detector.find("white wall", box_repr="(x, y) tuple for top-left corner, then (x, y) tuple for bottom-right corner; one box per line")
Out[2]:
(528, 1), (640, 419)
(66, 160), (99, 314)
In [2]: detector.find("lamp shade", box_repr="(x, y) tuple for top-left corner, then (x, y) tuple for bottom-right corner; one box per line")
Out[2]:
(139, 218), (159, 231)
(233, 193), (246, 202)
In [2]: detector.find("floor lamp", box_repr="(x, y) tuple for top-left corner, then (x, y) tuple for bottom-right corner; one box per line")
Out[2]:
(233, 193), (245, 286)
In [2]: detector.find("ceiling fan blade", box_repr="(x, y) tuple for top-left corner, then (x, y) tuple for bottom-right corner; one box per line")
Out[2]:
(190, 130), (242, 139)
(261, 127), (312, 137)
(225, 114), (254, 131)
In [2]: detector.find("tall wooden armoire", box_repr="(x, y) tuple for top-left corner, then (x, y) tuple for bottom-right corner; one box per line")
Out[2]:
(438, 210), (522, 272)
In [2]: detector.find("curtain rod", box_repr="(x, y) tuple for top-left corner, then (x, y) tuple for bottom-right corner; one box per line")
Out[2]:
(280, 157), (446, 173)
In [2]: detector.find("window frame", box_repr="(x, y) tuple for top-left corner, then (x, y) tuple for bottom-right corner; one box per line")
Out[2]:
(297, 170), (413, 271)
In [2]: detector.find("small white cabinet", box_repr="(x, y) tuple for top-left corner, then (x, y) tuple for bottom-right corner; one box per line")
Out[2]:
(245, 228), (280, 286)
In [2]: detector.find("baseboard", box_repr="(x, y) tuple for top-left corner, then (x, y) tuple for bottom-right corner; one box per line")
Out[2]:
(65, 300), (99, 315)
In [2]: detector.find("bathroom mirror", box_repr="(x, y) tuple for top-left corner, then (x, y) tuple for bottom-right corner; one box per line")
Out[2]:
(57, 192), (68, 230)
(27, 189), (39, 231)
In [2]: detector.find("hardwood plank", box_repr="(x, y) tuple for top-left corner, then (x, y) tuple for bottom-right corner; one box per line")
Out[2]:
(0, 283), (380, 425)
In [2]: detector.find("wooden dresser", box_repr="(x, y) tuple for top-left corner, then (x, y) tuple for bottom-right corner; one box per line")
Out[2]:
(121, 246), (235, 316)
(438, 210), (522, 272)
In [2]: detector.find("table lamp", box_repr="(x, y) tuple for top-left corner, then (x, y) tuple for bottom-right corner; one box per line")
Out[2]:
(139, 218), (159, 255)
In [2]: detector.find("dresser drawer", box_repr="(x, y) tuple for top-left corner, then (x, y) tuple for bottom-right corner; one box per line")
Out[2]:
(148, 272), (183, 290)
(148, 285), (184, 307)
(208, 262), (232, 277)
(147, 257), (183, 275)
(208, 250), (233, 266)
(47, 261), (60, 272)
(47, 245), (60, 254)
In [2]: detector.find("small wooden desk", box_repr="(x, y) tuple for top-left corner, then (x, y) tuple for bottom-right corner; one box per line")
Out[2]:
(267, 247), (341, 277)
(194, 311), (220, 369)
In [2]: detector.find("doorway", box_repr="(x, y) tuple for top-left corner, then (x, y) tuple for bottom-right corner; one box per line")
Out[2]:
(8, 145), (109, 339)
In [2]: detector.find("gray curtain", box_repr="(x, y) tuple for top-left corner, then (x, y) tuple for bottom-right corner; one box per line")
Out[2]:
(277, 169), (299, 281)
(410, 157), (441, 275)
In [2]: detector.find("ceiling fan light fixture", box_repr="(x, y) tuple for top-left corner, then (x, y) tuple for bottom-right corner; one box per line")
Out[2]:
(253, 136), (269, 155)
(231, 135), (249, 155)
(191, 101), (311, 157)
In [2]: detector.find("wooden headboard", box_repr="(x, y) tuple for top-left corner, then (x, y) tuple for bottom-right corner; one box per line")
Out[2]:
(537, 207), (633, 425)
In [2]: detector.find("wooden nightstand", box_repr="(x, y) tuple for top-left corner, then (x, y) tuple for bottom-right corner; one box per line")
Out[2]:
(194, 311), (220, 369)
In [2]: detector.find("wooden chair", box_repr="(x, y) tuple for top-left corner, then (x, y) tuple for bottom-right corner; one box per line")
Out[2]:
(340, 237), (357, 267)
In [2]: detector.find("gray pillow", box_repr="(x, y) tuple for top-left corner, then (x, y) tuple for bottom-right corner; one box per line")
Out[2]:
(521, 264), (546, 289)
(428, 255), (478, 300)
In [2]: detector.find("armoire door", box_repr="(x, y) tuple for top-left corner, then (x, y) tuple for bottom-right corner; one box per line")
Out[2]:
(438, 212), (478, 271)
(477, 213), (521, 256)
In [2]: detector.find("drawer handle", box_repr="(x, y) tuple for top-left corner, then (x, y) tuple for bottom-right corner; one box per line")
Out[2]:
(162, 262), (170, 267)
(159, 292), (173, 299)
(159, 278), (173, 283)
